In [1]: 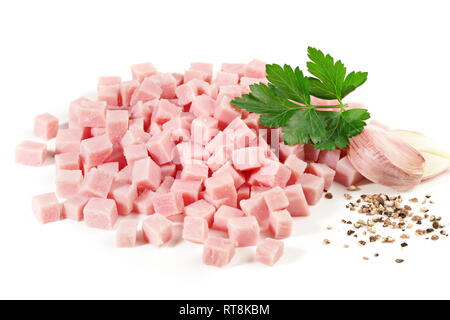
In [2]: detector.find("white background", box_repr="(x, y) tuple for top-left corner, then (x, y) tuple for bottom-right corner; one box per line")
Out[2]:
(1, 0), (450, 300)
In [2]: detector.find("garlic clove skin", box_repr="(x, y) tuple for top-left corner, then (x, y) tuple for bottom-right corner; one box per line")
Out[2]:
(348, 125), (425, 191)
(420, 152), (450, 181)
(391, 130), (450, 160)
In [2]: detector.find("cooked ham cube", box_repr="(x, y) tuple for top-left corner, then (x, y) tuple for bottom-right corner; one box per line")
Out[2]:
(98, 162), (119, 176)
(244, 59), (266, 78)
(284, 154), (307, 183)
(335, 156), (365, 187)
(214, 96), (240, 129)
(54, 152), (80, 170)
(142, 214), (173, 246)
(204, 174), (236, 201)
(132, 157), (161, 192)
(232, 147), (264, 171)
(79, 168), (114, 198)
(237, 185), (250, 203)
(34, 113), (59, 140)
(157, 176), (175, 193)
(131, 62), (158, 82)
(123, 144), (148, 166)
(32, 193), (62, 224)
(84, 198), (118, 230)
(306, 163), (336, 190)
(191, 115), (219, 145)
(146, 131), (175, 165)
(121, 128), (150, 147)
(175, 81), (198, 105)
(182, 216), (209, 243)
(120, 80), (140, 107)
(170, 179), (202, 205)
(206, 147), (231, 171)
(269, 209), (293, 239)
(251, 186), (271, 198)
(203, 192), (237, 209)
(240, 196), (270, 229)
(80, 135), (113, 169)
(185, 200), (216, 227)
(148, 73), (178, 99)
(152, 192), (184, 217)
(55, 128), (83, 154)
(279, 143), (305, 162)
(203, 237), (235, 267)
(248, 159), (291, 188)
(215, 71), (239, 87)
(56, 169), (83, 198)
(227, 216), (260, 247)
(134, 190), (156, 215)
(181, 163), (209, 181)
(212, 205), (245, 232)
(297, 173), (325, 205)
(62, 195), (89, 221)
(263, 187), (289, 212)
(255, 238), (284, 266)
(90, 127), (106, 137)
(98, 77), (121, 106)
(184, 69), (209, 83)
(318, 149), (341, 170)
(16, 141), (47, 166)
(221, 63), (246, 76)
(212, 162), (245, 189)
(160, 163), (177, 179)
(152, 99), (181, 125)
(76, 99), (107, 128)
(240, 77), (268, 92)
(130, 78), (162, 105)
(190, 62), (213, 82)
(116, 220), (138, 248)
(304, 143), (321, 162)
(106, 110), (128, 144)
(284, 184), (310, 217)
(115, 165), (133, 185)
(110, 184), (138, 216)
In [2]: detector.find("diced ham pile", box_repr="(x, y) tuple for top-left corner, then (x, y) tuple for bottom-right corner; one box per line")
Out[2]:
(16, 60), (365, 267)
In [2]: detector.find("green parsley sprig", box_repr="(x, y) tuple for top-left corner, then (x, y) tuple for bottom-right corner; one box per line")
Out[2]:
(231, 47), (370, 150)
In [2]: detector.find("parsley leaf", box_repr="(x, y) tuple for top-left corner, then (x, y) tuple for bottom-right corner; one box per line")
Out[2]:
(312, 109), (371, 150)
(282, 108), (327, 145)
(265, 64), (310, 105)
(231, 83), (300, 127)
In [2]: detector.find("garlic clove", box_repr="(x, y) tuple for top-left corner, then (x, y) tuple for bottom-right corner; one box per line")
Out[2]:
(348, 125), (425, 191)
(391, 130), (450, 160)
(421, 152), (450, 181)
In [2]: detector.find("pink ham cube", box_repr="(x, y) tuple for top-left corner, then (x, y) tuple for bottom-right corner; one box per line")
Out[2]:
(62, 195), (88, 221)
(146, 131), (175, 165)
(248, 159), (291, 188)
(216, 85), (243, 102)
(91, 127), (106, 137)
(240, 196), (270, 229)
(76, 99), (107, 128)
(203, 237), (235, 267)
(132, 157), (161, 192)
(142, 214), (173, 246)
(134, 190), (156, 215)
(98, 162), (119, 176)
(152, 192), (184, 217)
(206, 147), (231, 172)
(131, 62), (158, 82)
(34, 113), (59, 140)
(129, 118), (144, 131)
(175, 81), (198, 105)
(297, 173), (325, 205)
(98, 79), (121, 106)
(80, 135), (113, 169)
(212, 162), (245, 189)
(237, 185), (250, 203)
(55, 152), (80, 170)
(148, 73), (178, 99)
(318, 149), (341, 170)
(304, 143), (321, 162)
(221, 63), (246, 76)
(190, 94), (215, 117)
(55, 128), (84, 154)
(284, 154), (307, 183)
(185, 200), (216, 226)
(123, 144), (148, 166)
(191, 115), (219, 145)
(251, 186), (271, 198)
(214, 96), (240, 129)
(116, 220), (138, 248)
(240, 77), (268, 91)
(212, 205), (245, 232)
(184, 69), (209, 83)
(121, 128), (150, 147)
(285, 184), (310, 217)
(180, 163), (209, 181)
(306, 162), (336, 191)
(120, 80), (140, 107)
(161, 163), (177, 179)
(84, 198), (118, 230)
(335, 156), (364, 187)
(231, 147), (264, 171)
(279, 143), (305, 162)
(255, 238), (284, 266)
(204, 174), (236, 201)
(106, 110), (128, 144)
(263, 187), (289, 212)
(130, 77), (162, 106)
(227, 216), (260, 247)
(190, 62), (213, 82)
(182, 216), (209, 243)
(115, 165), (133, 185)
(110, 184), (138, 216)
(79, 167), (114, 198)
(244, 59), (267, 78)
(157, 176), (175, 193)
(131, 101), (153, 127)
(152, 99), (181, 125)
(269, 209), (293, 239)
(170, 179), (202, 205)
(56, 169), (83, 198)
(215, 72), (239, 87)
(16, 141), (47, 166)
(32, 193), (62, 224)
(243, 113), (260, 130)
